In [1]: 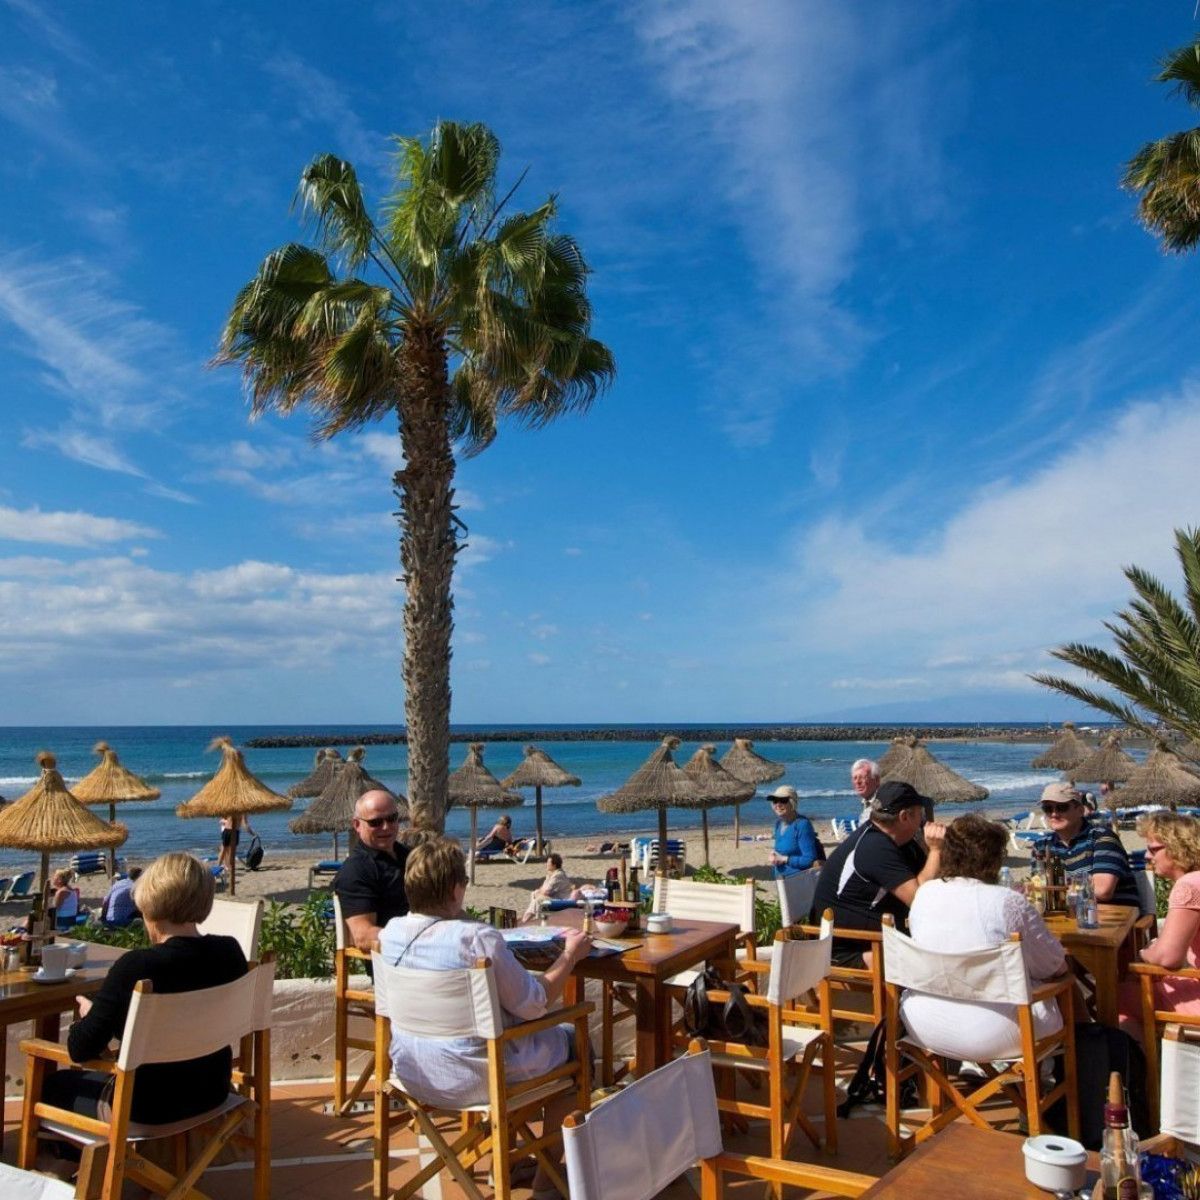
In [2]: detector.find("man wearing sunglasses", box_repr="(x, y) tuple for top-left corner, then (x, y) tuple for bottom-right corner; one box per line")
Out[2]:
(1036, 782), (1139, 907)
(334, 789), (410, 952)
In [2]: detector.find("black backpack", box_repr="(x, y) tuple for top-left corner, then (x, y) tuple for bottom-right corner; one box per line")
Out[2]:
(683, 967), (768, 1047)
(244, 835), (264, 871)
(836, 1018), (919, 1117)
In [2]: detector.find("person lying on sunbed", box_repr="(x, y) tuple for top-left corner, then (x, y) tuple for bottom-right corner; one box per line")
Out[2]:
(476, 813), (516, 856)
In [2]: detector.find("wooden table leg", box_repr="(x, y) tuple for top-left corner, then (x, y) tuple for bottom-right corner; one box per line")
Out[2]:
(634, 978), (662, 1078)
(1071, 946), (1118, 1026)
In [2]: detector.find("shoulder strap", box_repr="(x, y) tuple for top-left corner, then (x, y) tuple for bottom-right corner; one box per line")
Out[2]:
(393, 916), (446, 964)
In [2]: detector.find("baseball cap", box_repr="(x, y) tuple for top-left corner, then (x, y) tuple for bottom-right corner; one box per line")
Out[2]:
(1041, 782), (1081, 806)
(767, 785), (799, 803)
(872, 780), (931, 815)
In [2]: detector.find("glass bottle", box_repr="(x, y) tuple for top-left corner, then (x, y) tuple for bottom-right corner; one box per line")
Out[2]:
(1027, 853), (1045, 915)
(1100, 1072), (1140, 1200)
(1079, 873), (1100, 929)
(625, 864), (641, 932)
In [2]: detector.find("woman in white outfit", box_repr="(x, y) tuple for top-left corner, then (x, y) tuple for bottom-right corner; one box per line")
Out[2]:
(901, 813), (1068, 1062)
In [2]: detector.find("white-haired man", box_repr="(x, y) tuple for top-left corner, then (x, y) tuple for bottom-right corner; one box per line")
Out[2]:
(851, 759), (881, 808)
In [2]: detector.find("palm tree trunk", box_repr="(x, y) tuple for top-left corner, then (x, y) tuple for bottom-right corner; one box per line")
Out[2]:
(397, 331), (457, 834)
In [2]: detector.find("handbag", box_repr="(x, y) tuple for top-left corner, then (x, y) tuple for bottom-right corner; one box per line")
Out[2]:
(683, 966), (768, 1047)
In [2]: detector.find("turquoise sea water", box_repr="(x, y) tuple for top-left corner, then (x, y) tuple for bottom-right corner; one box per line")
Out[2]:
(0, 725), (1123, 868)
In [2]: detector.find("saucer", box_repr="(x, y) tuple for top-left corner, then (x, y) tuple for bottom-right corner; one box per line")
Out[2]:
(31, 967), (77, 984)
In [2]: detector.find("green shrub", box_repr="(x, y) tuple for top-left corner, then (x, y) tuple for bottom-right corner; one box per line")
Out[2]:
(1156, 873), (1171, 919)
(690, 865), (782, 946)
(71, 922), (150, 950)
(260, 893), (335, 980)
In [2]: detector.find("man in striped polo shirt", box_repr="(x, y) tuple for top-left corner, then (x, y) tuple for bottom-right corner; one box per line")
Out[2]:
(1037, 781), (1139, 906)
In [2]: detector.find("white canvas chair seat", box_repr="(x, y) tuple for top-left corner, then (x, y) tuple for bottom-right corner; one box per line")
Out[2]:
(709, 1023), (825, 1068)
(198, 896), (264, 961)
(881, 918), (1077, 1159)
(41, 1092), (248, 1145)
(371, 949), (593, 1200)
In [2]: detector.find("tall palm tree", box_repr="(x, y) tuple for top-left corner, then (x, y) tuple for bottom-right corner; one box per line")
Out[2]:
(1124, 39), (1200, 252)
(216, 121), (615, 833)
(1032, 528), (1200, 748)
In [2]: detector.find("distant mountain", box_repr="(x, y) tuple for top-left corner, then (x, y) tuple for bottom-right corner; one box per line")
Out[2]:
(801, 690), (1101, 725)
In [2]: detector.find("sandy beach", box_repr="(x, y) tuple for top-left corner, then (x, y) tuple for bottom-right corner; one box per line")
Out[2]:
(56, 818), (1152, 918)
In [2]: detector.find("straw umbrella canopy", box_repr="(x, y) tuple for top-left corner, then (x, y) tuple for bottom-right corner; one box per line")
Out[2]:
(1068, 734), (1138, 786)
(1111, 743), (1200, 811)
(70, 741), (160, 875)
(289, 748), (407, 858)
(719, 737), (785, 845)
(0, 752), (127, 898)
(448, 744), (523, 884)
(882, 741), (989, 804)
(1031, 723), (1092, 771)
(682, 745), (755, 867)
(176, 738), (290, 895)
(597, 737), (709, 870)
(287, 748), (344, 799)
(877, 737), (915, 777)
(501, 745), (580, 858)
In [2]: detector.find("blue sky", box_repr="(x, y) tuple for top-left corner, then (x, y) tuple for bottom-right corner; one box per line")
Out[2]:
(0, 1), (1197, 726)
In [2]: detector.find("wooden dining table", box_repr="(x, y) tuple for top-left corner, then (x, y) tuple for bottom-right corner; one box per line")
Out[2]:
(537, 909), (739, 1078)
(1, 943), (124, 1151)
(1043, 902), (1139, 1026)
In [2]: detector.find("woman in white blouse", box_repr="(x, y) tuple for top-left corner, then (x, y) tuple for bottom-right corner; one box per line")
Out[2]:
(901, 813), (1068, 1062)
(379, 838), (592, 1196)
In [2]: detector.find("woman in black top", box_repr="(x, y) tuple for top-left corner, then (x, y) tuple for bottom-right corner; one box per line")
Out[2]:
(45, 852), (247, 1125)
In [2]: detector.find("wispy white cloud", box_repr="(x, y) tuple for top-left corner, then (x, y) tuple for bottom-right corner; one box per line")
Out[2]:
(0, 504), (159, 548)
(3, 0), (97, 70)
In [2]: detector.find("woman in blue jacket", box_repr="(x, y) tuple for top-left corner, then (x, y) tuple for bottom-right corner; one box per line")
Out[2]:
(767, 785), (824, 878)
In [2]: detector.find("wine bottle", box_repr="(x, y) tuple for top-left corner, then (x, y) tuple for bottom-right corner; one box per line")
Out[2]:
(626, 864), (640, 932)
(1100, 1072), (1140, 1200)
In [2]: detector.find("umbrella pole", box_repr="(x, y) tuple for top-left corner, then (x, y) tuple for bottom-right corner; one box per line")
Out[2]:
(230, 846), (237, 897)
(702, 809), (711, 867)
(535, 785), (544, 858)
(109, 802), (118, 877)
(39, 850), (49, 908)
(734, 803), (741, 846)
(333, 833), (339, 860)
(470, 808), (478, 886)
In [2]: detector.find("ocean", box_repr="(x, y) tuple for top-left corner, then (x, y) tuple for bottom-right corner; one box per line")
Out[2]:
(0, 724), (1112, 868)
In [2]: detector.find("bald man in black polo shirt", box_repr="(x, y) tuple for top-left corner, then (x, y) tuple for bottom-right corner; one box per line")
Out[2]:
(333, 790), (409, 952)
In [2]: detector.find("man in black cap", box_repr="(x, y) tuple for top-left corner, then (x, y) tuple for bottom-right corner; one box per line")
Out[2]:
(813, 780), (946, 966)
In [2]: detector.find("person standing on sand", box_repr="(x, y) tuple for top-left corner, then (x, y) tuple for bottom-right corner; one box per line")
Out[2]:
(851, 759), (881, 808)
(333, 790), (409, 952)
(217, 813), (256, 872)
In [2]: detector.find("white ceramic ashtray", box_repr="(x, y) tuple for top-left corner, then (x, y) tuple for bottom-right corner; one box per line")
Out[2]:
(1022, 1134), (1087, 1193)
(645, 913), (673, 934)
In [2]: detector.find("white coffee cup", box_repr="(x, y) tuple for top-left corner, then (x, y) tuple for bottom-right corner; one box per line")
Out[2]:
(63, 942), (88, 969)
(39, 944), (70, 979)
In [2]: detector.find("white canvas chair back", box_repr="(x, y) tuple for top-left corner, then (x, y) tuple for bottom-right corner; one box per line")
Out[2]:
(1136, 868), (1158, 919)
(117, 959), (274, 1072)
(766, 926), (832, 1007)
(1161, 1024), (1200, 1145)
(199, 896), (264, 961)
(333, 892), (351, 952)
(882, 923), (1031, 1006)
(777, 869), (820, 927)
(372, 951), (503, 1040)
(0, 1162), (76, 1200)
(564, 1048), (722, 1200)
(651, 877), (755, 935)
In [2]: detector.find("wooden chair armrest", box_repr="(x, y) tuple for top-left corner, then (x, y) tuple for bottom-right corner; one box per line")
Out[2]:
(19, 1037), (115, 1073)
(1030, 977), (1073, 1003)
(798, 925), (882, 945)
(500, 1001), (594, 1043)
(703, 989), (770, 1011)
(344, 945), (371, 962)
(1129, 962), (1200, 980)
(701, 1151), (875, 1198)
(738, 959), (771, 976)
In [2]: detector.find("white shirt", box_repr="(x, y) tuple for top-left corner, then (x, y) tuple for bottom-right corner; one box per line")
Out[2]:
(378, 914), (571, 1109)
(900, 877), (1066, 1061)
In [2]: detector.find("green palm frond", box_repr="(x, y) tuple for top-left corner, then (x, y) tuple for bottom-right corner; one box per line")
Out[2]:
(297, 156), (375, 270)
(1159, 39), (1200, 107)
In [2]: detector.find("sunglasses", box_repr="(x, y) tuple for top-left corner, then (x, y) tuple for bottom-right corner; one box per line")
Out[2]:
(1147, 843), (1167, 856)
(360, 813), (400, 828)
(1040, 801), (1078, 816)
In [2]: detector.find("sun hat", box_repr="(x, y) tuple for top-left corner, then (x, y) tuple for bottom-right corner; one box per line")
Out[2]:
(1041, 781), (1082, 806)
(872, 780), (932, 815)
(766, 785), (799, 803)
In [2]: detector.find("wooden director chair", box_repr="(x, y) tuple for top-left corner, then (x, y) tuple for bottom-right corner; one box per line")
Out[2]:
(19, 960), (275, 1200)
(703, 919), (839, 1160)
(1130, 959), (1200, 1129)
(333, 892), (376, 1115)
(562, 1039), (873, 1200)
(794, 914), (884, 1036)
(881, 916), (1078, 1160)
(371, 948), (593, 1200)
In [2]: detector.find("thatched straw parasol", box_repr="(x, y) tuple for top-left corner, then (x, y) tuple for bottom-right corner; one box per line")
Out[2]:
(71, 741), (160, 876)
(719, 737), (785, 845)
(501, 745), (580, 858)
(598, 737), (708, 871)
(877, 737), (916, 777)
(176, 738), (290, 895)
(1112, 743), (1200, 811)
(1069, 734), (1138, 786)
(449, 744), (523, 884)
(682, 745), (755, 867)
(289, 748), (407, 858)
(1031, 723), (1092, 771)
(287, 748), (344, 799)
(882, 741), (988, 804)
(0, 752), (127, 897)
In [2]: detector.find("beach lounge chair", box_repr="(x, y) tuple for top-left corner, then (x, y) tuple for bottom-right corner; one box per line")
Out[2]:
(69, 851), (107, 877)
(640, 838), (687, 876)
(308, 859), (343, 889)
(19, 961), (274, 1200)
(562, 1039), (874, 1200)
(2, 872), (34, 904)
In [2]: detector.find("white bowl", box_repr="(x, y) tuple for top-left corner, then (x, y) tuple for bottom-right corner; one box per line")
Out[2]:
(1022, 1134), (1087, 1193)
(593, 917), (628, 938)
(645, 913), (673, 934)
